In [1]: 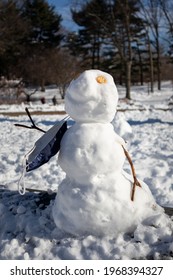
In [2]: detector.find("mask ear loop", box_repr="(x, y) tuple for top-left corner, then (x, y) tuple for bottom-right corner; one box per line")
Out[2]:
(18, 159), (27, 195)
(18, 147), (33, 195)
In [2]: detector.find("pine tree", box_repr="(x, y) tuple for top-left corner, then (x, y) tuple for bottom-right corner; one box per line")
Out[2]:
(21, 0), (63, 49)
(70, 0), (107, 69)
(0, 0), (28, 77)
(0, 0), (63, 84)
(18, 0), (63, 89)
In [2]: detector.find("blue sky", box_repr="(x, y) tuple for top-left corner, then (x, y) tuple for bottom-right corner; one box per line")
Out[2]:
(47, 0), (78, 31)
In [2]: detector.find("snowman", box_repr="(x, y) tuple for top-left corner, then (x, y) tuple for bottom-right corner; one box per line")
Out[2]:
(51, 69), (162, 237)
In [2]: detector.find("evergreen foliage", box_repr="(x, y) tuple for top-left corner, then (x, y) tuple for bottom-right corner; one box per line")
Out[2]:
(0, 0), (63, 85)
(21, 0), (63, 48)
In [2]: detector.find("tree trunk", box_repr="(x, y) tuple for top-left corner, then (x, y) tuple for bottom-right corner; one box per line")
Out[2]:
(157, 59), (161, 90)
(137, 42), (144, 85)
(125, 61), (132, 99)
(26, 94), (31, 102)
(91, 39), (96, 69)
(146, 30), (154, 93)
(149, 41), (154, 93)
(156, 37), (161, 90)
(41, 79), (45, 92)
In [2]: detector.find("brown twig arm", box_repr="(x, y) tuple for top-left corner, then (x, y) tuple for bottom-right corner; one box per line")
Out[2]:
(25, 107), (35, 127)
(14, 107), (46, 133)
(122, 145), (141, 201)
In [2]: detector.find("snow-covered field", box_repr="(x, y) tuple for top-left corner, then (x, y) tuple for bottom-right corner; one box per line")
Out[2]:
(0, 82), (173, 260)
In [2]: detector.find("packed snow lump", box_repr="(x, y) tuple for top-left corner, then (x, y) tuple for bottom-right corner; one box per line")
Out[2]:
(52, 69), (163, 237)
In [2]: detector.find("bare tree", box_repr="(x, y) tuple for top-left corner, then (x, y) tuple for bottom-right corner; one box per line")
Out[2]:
(159, 0), (173, 36)
(47, 49), (81, 99)
(139, 0), (163, 90)
(86, 0), (145, 99)
(145, 26), (154, 93)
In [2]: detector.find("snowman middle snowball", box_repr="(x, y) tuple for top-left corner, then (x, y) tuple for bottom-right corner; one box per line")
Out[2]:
(52, 69), (159, 237)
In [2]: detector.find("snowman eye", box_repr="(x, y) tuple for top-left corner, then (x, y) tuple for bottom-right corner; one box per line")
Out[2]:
(96, 75), (107, 84)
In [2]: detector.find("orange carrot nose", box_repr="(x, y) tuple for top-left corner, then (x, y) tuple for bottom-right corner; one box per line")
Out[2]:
(96, 75), (107, 84)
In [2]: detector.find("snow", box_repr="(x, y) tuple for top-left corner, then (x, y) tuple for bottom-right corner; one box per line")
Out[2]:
(0, 80), (173, 260)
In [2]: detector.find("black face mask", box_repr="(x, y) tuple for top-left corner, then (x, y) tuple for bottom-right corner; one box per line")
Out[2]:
(26, 119), (68, 172)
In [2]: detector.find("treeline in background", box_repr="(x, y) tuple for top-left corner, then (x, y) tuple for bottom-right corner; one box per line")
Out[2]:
(1, 0), (173, 102)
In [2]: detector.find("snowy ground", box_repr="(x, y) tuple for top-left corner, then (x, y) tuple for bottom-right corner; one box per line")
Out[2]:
(0, 82), (173, 260)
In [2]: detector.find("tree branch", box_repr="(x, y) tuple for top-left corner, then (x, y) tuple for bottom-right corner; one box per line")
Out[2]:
(14, 107), (46, 133)
(122, 145), (141, 201)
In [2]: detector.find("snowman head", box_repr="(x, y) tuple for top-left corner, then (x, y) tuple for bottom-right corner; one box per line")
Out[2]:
(65, 69), (118, 123)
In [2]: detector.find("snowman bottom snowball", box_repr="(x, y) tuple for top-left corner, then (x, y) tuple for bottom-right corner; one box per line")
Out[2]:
(52, 69), (163, 237)
(52, 175), (163, 237)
